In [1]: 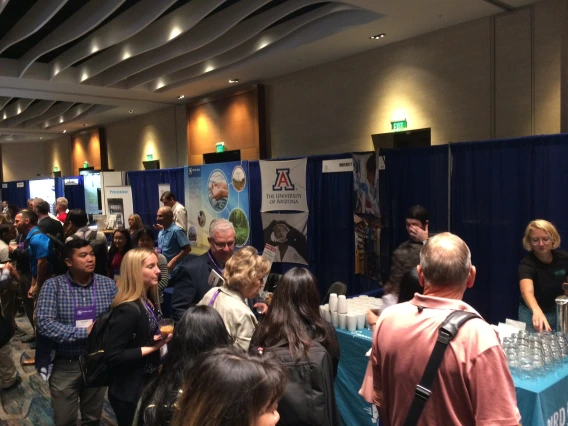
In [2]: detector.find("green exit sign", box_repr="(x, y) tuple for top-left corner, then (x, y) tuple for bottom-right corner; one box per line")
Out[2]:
(391, 120), (407, 131)
(215, 142), (225, 153)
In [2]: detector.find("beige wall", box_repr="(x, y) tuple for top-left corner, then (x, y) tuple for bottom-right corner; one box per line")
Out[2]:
(105, 105), (186, 172)
(2, 136), (71, 181)
(267, 0), (567, 157)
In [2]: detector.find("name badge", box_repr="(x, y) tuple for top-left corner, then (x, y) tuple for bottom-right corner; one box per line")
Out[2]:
(75, 306), (96, 329)
(208, 269), (225, 287)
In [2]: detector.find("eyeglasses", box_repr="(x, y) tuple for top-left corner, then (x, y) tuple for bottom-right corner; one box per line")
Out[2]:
(210, 240), (235, 249)
(530, 237), (551, 245)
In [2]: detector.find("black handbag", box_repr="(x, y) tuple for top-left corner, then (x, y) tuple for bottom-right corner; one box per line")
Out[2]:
(403, 310), (480, 426)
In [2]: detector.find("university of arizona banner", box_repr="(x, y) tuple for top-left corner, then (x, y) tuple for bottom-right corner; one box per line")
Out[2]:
(184, 162), (250, 255)
(259, 159), (308, 212)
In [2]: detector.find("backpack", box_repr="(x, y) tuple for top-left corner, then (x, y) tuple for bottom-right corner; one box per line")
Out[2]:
(72, 231), (108, 276)
(79, 309), (114, 388)
(45, 234), (68, 276)
(79, 302), (140, 388)
(259, 341), (339, 426)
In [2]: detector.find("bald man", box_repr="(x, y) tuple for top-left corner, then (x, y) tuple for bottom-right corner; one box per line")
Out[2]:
(370, 233), (520, 426)
(156, 207), (191, 274)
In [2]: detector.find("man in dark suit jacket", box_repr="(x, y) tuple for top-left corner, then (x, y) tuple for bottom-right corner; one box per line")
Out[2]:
(171, 219), (236, 323)
(34, 199), (63, 242)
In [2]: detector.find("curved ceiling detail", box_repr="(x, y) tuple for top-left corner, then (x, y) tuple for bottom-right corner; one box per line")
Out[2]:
(21, 101), (75, 128)
(97, 0), (272, 88)
(19, 0), (127, 77)
(0, 0), (398, 142)
(0, 0), (67, 54)
(153, 3), (367, 93)
(50, 0), (178, 78)
(79, 0), (227, 84)
(0, 100), (55, 128)
(120, 0), (323, 90)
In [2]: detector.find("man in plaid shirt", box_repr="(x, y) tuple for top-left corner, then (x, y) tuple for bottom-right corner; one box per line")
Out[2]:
(37, 238), (117, 426)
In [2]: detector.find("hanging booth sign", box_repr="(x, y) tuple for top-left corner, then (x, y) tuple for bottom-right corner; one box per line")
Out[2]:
(16, 182), (24, 188)
(184, 162), (250, 256)
(259, 159), (308, 212)
(261, 212), (309, 265)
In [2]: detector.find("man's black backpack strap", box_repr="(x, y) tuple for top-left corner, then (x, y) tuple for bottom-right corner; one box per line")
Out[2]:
(403, 310), (480, 426)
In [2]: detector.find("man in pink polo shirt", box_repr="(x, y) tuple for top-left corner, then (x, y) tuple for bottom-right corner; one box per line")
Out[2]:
(371, 232), (521, 426)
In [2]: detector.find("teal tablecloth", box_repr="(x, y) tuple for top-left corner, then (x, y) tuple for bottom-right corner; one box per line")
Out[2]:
(335, 325), (568, 426)
(514, 366), (568, 426)
(335, 327), (379, 425)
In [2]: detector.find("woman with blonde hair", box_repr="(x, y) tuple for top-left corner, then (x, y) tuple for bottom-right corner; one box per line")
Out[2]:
(105, 248), (172, 426)
(519, 219), (568, 332)
(128, 214), (144, 245)
(198, 246), (271, 350)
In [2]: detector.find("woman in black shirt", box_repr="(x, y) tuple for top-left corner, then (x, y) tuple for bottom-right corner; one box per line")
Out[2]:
(518, 220), (568, 332)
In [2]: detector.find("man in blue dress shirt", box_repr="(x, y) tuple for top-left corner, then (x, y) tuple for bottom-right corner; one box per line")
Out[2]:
(157, 206), (191, 275)
(37, 239), (117, 426)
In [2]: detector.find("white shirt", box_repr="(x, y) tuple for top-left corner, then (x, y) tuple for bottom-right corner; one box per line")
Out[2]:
(0, 240), (9, 263)
(172, 202), (187, 233)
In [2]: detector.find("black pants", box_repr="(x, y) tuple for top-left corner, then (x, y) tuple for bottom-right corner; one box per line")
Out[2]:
(109, 393), (138, 426)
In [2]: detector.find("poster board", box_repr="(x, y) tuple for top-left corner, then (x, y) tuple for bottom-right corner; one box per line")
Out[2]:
(103, 186), (133, 229)
(29, 178), (56, 213)
(184, 162), (250, 255)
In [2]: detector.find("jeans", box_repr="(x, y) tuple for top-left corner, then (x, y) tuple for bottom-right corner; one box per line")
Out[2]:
(518, 303), (557, 333)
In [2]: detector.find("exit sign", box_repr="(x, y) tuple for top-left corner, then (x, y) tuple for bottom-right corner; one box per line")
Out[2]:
(215, 142), (225, 153)
(391, 119), (407, 131)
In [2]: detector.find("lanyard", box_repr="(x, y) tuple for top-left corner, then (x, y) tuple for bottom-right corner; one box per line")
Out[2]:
(66, 275), (97, 310)
(207, 251), (224, 274)
(143, 299), (159, 324)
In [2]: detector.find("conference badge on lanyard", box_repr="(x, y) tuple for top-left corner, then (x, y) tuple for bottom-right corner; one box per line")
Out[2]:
(68, 277), (97, 329)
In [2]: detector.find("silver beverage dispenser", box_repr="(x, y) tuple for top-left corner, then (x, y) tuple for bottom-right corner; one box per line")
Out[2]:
(556, 295), (568, 333)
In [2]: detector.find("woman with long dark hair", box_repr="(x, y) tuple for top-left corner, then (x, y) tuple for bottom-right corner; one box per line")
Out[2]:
(172, 347), (286, 426)
(251, 267), (340, 373)
(136, 306), (232, 425)
(250, 267), (340, 425)
(107, 228), (132, 280)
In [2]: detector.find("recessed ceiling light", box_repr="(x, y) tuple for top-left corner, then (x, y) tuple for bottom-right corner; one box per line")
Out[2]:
(229, 79), (239, 84)
(62, 130), (67, 133)
(129, 109), (134, 113)
(177, 95), (185, 99)
(370, 34), (386, 40)
(39, 137), (43, 140)
(83, 124), (87, 127)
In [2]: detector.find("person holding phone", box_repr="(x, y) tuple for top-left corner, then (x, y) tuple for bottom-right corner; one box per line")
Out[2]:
(519, 220), (568, 332)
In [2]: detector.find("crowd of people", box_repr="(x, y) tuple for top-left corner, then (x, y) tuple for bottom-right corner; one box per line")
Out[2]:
(0, 192), (564, 425)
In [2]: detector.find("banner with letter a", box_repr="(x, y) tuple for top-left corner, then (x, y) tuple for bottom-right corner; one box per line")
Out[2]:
(259, 159), (308, 212)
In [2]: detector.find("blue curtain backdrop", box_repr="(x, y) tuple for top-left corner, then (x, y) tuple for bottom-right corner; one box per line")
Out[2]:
(379, 145), (449, 281)
(249, 154), (377, 298)
(126, 167), (185, 227)
(1, 181), (30, 209)
(54, 178), (64, 199)
(63, 176), (86, 212)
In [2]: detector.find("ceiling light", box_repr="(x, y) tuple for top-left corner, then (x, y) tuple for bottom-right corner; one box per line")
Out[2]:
(62, 130), (67, 133)
(83, 124), (87, 127)
(129, 109), (134, 113)
(370, 34), (386, 40)
(39, 137), (43, 140)
(177, 95), (185, 99)
(229, 79), (239, 84)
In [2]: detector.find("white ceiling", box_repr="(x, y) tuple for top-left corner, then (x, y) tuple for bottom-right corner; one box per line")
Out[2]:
(0, 0), (540, 143)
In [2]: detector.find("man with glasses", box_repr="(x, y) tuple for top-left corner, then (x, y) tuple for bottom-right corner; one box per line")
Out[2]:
(171, 219), (236, 323)
(156, 207), (191, 275)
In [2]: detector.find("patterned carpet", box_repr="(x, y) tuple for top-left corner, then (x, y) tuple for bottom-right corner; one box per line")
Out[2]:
(0, 316), (118, 425)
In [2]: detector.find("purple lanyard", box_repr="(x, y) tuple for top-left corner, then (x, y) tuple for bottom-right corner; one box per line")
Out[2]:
(208, 289), (221, 307)
(143, 300), (159, 324)
(67, 276), (97, 311)
(207, 251), (224, 275)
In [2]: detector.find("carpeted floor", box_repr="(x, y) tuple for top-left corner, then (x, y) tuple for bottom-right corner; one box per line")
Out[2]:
(0, 315), (118, 425)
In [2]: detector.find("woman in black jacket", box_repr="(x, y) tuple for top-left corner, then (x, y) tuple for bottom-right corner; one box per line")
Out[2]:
(250, 268), (340, 425)
(105, 248), (172, 426)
